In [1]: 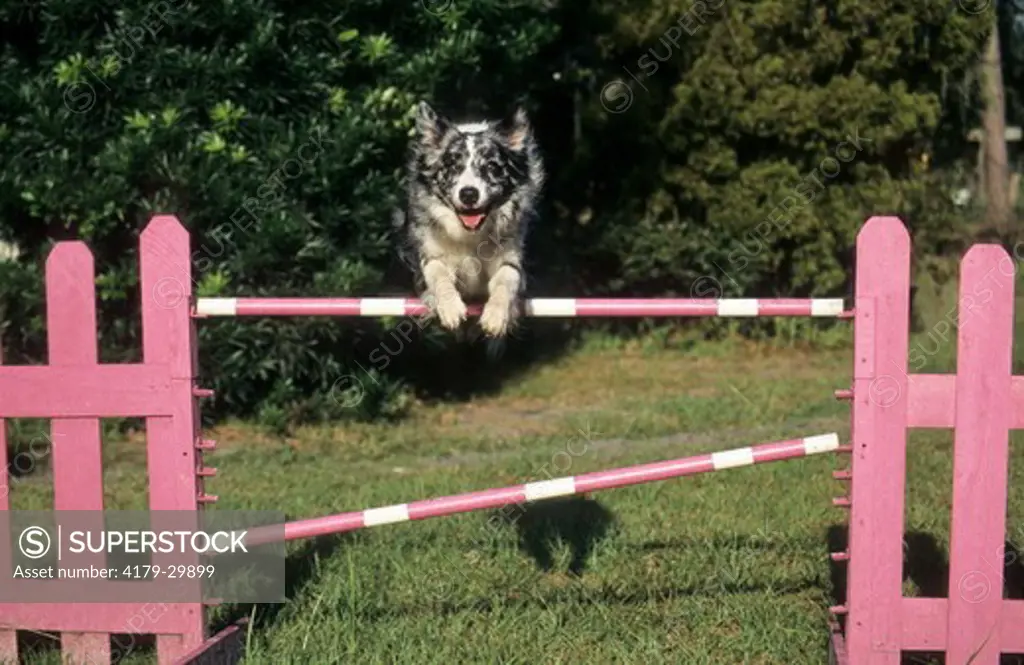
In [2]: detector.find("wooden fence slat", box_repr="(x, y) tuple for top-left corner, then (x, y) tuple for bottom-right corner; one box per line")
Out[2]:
(0, 603), (200, 634)
(901, 598), (1024, 651)
(946, 245), (1015, 664)
(0, 365), (175, 418)
(847, 216), (912, 664)
(45, 243), (111, 664)
(139, 215), (206, 663)
(906, 374), (1024, 428)
(0, 325), (18, 665)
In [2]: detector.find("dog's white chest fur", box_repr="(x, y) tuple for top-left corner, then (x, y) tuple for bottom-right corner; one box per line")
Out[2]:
(421, 201), (502, 299)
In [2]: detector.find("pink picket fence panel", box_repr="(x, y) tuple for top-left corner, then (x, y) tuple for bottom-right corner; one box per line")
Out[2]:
(830, 217), (1022, 664)
(0, 217), (221, 664)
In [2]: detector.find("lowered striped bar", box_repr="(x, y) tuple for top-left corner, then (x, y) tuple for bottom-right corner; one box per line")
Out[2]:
(195, 297), (846, 318)
(241, 433), (840, 546)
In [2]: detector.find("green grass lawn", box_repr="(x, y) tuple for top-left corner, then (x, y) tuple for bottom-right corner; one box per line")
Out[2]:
(7, 314), (1024, 664)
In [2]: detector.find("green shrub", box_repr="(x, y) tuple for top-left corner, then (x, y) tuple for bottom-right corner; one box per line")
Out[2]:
(0, 0), (560, 424)
(0, 0), (997, 426)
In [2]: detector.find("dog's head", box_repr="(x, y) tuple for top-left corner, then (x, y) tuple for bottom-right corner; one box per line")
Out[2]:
(411, 102), (537, 232)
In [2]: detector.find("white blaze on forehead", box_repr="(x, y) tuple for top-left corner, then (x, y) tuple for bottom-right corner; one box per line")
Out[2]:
(456, 122), (490, 133)
(452, 134), (490, 208)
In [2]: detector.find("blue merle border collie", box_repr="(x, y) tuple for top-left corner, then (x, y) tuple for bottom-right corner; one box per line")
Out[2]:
(395, 101), (545, 340)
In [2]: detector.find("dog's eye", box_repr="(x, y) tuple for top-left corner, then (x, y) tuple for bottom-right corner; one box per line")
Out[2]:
(485, 164), (502, 179)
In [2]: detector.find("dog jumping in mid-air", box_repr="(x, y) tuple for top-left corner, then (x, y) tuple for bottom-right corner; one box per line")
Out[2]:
(394, 101), (545, 340)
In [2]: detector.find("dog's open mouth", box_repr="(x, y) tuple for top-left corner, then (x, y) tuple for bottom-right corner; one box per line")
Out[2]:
(455, 210), (487, 230)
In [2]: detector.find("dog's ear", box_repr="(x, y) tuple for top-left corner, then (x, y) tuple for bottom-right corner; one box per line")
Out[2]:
(503, 106), (533, 151)
(415, 101), (451, 147)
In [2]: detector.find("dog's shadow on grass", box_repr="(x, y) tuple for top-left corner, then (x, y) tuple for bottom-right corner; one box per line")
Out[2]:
(827, 526), (1024, 604)
(209, 532), (354, 636)
(492, 496), (615, 576)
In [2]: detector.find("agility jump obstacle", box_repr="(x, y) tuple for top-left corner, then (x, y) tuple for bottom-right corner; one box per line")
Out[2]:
(194, 296), (846, 318)
(0, 213), (1020, 664)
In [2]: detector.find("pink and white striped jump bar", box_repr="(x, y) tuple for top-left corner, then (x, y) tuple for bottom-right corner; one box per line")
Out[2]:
(195, 297), (846, 318)
(242, 433), (840, 546)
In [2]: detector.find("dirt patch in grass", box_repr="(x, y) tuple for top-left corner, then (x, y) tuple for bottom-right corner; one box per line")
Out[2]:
(190, 342), (848, 452)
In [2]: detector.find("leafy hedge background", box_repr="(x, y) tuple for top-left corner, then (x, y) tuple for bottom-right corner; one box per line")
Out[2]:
(0, 0), (1020, 427)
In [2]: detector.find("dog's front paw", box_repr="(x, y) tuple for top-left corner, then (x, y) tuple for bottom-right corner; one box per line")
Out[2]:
(480, 297), (515, 338)
(432, 291), (467, 330)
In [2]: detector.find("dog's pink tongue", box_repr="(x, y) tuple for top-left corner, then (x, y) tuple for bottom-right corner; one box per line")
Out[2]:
(459, 214), (484, 229)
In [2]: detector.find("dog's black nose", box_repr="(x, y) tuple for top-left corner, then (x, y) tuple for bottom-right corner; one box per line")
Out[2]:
(458, 187), (480, 207)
